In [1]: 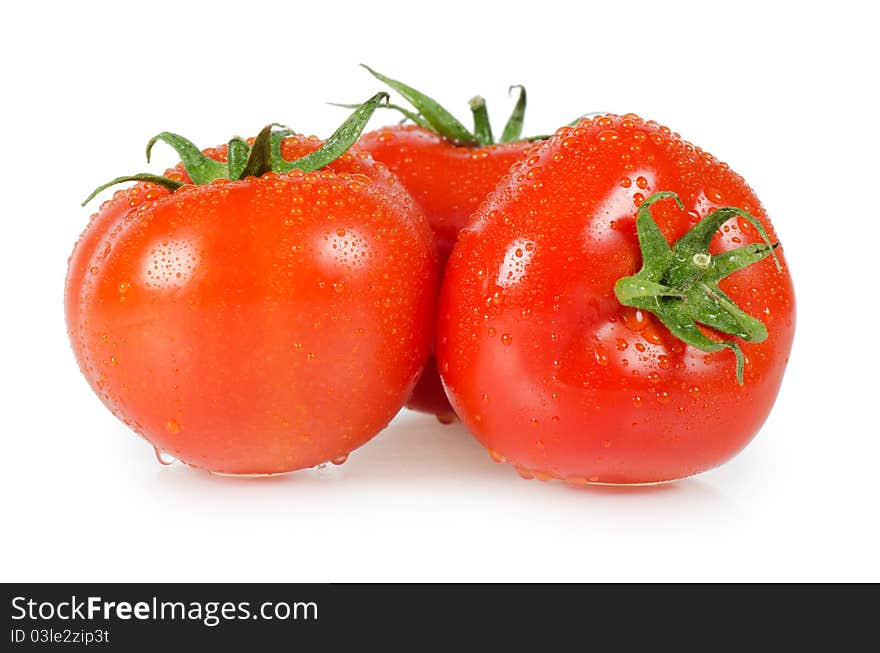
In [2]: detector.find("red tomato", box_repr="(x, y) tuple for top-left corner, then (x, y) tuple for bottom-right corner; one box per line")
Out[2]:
(360, 126), (533, 421)
(66, 130), (438, 475)
(355, 69), (546, 421)
(359, 126), (534, 262)
(437, 114), (795, 485)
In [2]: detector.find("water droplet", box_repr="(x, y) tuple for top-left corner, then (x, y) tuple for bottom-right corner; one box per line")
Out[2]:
(501, 333), (513, 346)
(705, 187), (723, 203)
(642, 326), (663, 345)
(657, 355), (670, 369)
(632, 395), (642, 407)
(154, 447), (176, 465)
(515, 466), (535, 480)
(621, 307), (649, 331)
(488, 449), (506, 463)
(636, 176), (649, 189)
(331, 454), (349, 465)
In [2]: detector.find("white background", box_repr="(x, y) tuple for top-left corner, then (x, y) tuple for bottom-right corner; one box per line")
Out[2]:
(1, 0), (877, 582)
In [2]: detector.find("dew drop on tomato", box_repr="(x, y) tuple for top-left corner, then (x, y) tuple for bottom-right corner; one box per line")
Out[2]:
(153, 447), (176, 466)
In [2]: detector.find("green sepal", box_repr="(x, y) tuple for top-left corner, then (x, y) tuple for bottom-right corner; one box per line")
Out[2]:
(500, 85), (527, 143)
(276, 92), (388, 173)
(238, 125), (274, 179)
(329, 102), (432, 130)
(82, 174), (183, 206)
(361, 65), (478, 146)
(630, 191), (684, 281)
(268, 124), (296, 170)
(705, 242), (779, 283)
(226, 137), (250, 180)
(84, 94), (391, 204)
(146, 132), (228, 184)
(613, 191), (782, 385)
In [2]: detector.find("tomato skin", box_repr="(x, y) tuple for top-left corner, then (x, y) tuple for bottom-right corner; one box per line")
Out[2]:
(66, 138), (437, 474)
(359, 125), (535, 418)
(359, 125), (535, 261)
(436, 115), (795, 484)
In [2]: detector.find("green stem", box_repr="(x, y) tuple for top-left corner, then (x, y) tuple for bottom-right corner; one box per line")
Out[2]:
(469, 96), (494, 145)
(613, 191), (782, 385)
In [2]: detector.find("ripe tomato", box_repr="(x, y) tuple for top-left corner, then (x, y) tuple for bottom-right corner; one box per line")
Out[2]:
(360, 127), (532, 420)
(66, 98), (438, 474)
(359, 127), (534, 262)
(356, 68), (544, 421)
(437, 114), (795, 485)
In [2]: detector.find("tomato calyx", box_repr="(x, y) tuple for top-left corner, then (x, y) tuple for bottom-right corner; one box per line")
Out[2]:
(613, 191), (782, 386)
(81, 92), (390, 206)
(344, 66), (552, 147)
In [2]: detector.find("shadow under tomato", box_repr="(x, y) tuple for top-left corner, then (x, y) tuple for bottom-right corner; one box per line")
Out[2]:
(149, 411), (729, 506)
